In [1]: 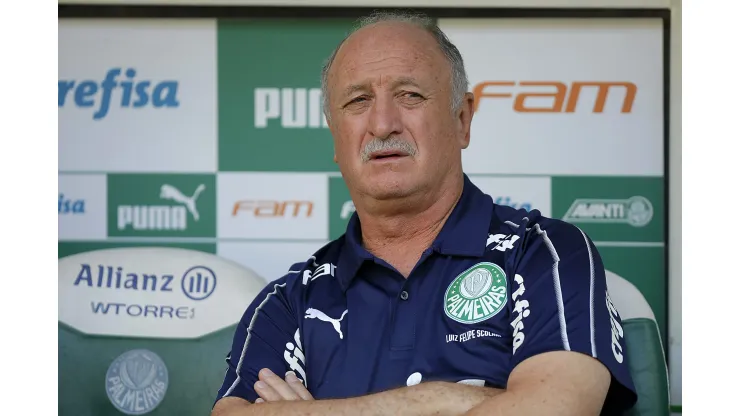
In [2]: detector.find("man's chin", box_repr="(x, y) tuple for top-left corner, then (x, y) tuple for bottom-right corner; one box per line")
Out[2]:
(362, 176), (419, 201)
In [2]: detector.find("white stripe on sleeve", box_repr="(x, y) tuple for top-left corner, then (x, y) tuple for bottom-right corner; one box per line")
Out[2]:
(533, 224), (571, 351)
(224, 282), (288, 397)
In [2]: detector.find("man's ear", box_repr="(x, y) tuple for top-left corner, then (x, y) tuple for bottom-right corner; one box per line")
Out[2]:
(457, 92), (475, 150)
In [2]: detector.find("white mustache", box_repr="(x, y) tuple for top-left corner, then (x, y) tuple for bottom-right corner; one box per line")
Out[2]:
(361, 137), (417, 162)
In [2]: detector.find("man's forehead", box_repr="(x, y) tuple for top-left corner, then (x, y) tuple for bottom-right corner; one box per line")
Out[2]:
(330, 23), (446, 91)
(337, 53), (435, 85)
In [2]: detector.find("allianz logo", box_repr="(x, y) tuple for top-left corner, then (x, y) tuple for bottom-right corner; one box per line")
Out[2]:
(74, 263), (216, 301)
(58, 68), (180, 121)
(59, 193), (85, 215)
(254, 88), (329, 129)
(117, 184), (206, 231)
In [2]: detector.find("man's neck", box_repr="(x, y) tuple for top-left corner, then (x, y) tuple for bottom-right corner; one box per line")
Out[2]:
(355, 174), (464, 275)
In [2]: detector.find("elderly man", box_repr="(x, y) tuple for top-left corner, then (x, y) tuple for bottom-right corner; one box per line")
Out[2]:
(212, 12), (637, 416)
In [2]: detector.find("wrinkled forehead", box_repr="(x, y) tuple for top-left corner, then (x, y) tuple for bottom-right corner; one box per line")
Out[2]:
(328, 22), (450, 92)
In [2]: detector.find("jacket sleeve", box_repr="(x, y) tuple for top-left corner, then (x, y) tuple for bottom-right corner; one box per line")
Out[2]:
(214, 267), (307, 405)
(509, 219), (638, 413)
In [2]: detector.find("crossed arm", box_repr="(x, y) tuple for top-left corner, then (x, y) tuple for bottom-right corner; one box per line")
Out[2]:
(211, 350), (612, 416)
(212, 221), (632, 416)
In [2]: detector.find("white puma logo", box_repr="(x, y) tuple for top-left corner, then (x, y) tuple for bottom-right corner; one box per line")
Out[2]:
(305, 308), (348, 339)
(159, 184), (206, 221)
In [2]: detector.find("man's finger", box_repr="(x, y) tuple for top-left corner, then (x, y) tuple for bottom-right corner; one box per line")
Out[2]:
(259, 368), (301, 401)
(254, 379), (283, 402)
(285, 371), (314, 400)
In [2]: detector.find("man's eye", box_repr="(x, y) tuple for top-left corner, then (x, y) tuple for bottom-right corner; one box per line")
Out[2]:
(403, 92), (424, 99)
(348, 96), (367, 105)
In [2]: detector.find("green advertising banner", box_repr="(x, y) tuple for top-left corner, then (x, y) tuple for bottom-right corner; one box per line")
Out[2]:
(218, 19), (355, 172)
(107, 174), (217, 238)
(552, 176), (664, 243)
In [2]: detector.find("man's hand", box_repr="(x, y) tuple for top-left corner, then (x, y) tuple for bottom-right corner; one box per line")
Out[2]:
(253, 368), (314, 403)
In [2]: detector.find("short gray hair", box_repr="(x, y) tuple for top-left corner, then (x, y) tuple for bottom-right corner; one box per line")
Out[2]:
(320, 11), (469, 121)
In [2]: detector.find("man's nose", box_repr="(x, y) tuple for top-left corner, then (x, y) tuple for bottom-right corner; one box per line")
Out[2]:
(367, 95), (403, 140)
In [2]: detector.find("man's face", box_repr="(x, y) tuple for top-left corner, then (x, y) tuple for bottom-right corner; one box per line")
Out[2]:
(326, 22), (473, 201)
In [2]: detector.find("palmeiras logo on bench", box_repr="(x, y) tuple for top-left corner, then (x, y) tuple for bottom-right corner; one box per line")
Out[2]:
(105, 349), (169, 415)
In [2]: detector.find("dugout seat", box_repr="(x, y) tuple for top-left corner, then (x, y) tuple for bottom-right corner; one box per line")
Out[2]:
(605, 270), (671, 416)
(58, 247), (267, 416)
